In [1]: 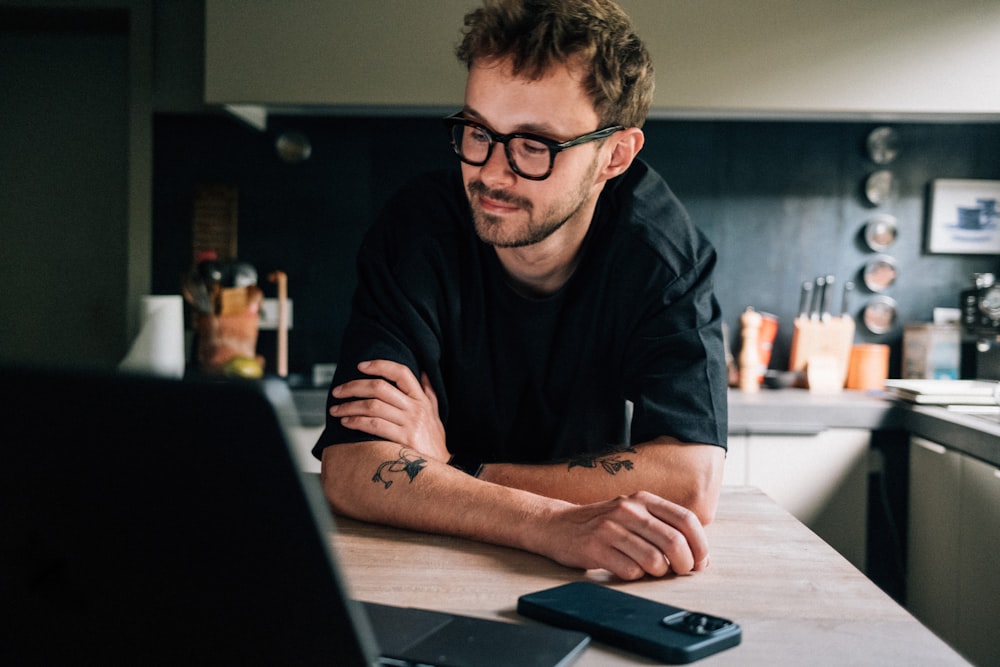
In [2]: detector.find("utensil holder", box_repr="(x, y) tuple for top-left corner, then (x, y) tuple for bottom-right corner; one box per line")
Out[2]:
(192, 286), (263, 374)
(789, 316), (856, 390)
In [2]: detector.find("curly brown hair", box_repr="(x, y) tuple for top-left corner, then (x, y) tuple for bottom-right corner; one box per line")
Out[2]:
(455, 0), (654, 128)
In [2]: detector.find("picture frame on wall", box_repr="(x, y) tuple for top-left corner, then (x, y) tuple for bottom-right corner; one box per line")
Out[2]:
(926, 179), (1000, 254)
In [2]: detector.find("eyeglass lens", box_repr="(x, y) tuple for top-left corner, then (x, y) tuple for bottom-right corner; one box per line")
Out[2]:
(450, 124), (552, 179)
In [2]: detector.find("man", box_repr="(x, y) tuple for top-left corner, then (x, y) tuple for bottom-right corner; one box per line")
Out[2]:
(314, 0), (727, 581)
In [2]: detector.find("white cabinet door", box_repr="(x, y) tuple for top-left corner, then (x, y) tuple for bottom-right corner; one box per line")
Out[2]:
(288, 426), (323, 474)
(746, 429), (870, 571)
(956, 455), (1000, 667)
(907, 437), (962, 645)
(721, 434), (748, 486)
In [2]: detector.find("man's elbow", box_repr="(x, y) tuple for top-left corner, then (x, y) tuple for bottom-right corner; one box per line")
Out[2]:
(682, 445), (725, 525)
(319, 443), (369, 518)
(687, 485), (720, 526)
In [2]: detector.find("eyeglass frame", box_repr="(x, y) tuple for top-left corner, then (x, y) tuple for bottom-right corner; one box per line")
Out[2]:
(443, 112), (625, 181)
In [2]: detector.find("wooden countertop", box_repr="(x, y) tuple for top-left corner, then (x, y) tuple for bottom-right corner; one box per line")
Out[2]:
(331, 487), (967, 666)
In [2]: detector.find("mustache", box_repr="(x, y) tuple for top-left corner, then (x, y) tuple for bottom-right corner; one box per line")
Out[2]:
(467, 180), (532, 211)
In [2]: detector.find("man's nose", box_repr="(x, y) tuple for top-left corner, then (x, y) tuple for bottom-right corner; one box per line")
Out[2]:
(479, 142), (517, 186)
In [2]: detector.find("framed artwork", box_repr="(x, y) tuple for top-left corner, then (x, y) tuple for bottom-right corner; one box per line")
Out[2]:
(926, 179), (1000, 254)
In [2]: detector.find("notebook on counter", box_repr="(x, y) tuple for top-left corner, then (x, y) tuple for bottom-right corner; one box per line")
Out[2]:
(0, 366), (589, 667)
(884, 378), (1000, 405)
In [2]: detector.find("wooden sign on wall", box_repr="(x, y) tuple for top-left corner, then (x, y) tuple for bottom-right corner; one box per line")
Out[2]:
(192, 184), (238, 263)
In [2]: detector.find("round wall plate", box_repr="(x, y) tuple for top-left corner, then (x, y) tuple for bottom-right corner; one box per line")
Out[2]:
(862, 254), (898, 292)
(863, 214), (898, 251)
(862, 295), (898, 334)
(864, 170), (894, 206)
(275, 131), (312, 163)
(866, 126), (900, 165)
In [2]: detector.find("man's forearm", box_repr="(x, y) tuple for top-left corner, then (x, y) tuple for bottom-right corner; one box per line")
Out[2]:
(320, 440), (566, 552)
(319, 439), (714, 580)
(477, 440), (724, 523)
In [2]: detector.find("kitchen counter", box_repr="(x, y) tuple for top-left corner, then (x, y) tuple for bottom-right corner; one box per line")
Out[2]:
(728, 387), (1000, 467)
(292, 388), (328, 426)
(292, 386), (1000, 467)
(728, 388), (907, 433)
(334, 486), (967, 665)
(905, 403), (1000, 467)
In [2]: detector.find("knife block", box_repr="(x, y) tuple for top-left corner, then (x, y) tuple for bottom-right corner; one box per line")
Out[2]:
(789, 316), (856, 389)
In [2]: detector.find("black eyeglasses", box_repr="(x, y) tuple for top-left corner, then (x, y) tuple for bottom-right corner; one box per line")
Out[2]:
(443, 112), (624, 181)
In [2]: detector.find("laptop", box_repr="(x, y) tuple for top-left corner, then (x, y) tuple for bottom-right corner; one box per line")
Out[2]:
(0, 366), (589, 666)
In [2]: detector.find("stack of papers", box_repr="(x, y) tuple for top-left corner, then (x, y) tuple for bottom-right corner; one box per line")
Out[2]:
(884, 379), (1000, 405)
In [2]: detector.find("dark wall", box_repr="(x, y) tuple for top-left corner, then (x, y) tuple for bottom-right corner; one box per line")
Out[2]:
(153, 114), (1000, 382)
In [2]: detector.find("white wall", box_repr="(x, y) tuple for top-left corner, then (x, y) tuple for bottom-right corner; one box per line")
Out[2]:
(204, 0), (1000, 119)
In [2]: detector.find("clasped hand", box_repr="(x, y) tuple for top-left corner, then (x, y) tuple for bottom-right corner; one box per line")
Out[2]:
(539, 491), (710, 580)
(329, 359), (449, 462)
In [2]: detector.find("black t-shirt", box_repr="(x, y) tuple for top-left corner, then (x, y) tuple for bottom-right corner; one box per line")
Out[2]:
(313, 160), (727, 463)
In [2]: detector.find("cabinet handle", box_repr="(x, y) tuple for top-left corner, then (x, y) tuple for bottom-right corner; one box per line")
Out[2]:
(742, 423), (826, 436)
(913, 438), (947, 455)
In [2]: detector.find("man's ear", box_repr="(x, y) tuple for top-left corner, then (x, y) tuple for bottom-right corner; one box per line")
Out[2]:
(601, 128), (645, 179)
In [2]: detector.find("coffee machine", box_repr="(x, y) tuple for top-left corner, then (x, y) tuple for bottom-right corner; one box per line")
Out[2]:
(960, 273), (1000, 380)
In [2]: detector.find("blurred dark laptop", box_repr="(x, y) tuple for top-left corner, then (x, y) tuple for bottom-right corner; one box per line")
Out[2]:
(0, 366), (588, 666)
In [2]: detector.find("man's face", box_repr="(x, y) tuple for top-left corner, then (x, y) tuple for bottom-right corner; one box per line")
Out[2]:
(460, 56), (607, 249)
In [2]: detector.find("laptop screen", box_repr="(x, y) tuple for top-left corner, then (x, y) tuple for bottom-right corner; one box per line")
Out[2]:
(0, 367), (380, 665)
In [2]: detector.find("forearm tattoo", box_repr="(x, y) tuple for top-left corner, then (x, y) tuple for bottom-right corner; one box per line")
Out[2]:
(567, 446), (637, 475)
(372, 448), (427, 489)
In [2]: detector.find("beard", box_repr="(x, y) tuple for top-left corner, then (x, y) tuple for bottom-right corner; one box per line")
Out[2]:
(466, 159), (599, 249)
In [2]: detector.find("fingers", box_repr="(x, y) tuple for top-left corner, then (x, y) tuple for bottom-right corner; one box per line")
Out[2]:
(607, 498), (698, 577)
(331, 361), (420, 412)
(330, 406), (407, 444)
(594, 544), (660, 582)
(359, 359), (423, 396)
(420, 371), (438, 411)
(607, 530), (673, 580)
(642, 493), (710, 573)
(328, 360), (448, 461)
(555, 492), (710, 581)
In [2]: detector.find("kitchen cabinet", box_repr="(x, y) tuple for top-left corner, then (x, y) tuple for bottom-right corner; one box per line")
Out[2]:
(205, 0), (1000, 118)
(956, 454), (1000, 667)
(724, 429), (870, 571)
(906, 438), (962, 645)
(204, 1), (470, 110)
(907, 437), (1000, 667)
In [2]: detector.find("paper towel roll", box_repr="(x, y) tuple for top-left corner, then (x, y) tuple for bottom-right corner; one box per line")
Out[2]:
(119, 295), (186, 378)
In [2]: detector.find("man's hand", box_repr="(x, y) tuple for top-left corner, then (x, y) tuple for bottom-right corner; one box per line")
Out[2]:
(328, 359), (449, 462)
(534, 490), (710, 581)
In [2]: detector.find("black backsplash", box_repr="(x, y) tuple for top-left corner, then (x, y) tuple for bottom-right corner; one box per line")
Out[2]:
(153, 114), (1000, 382)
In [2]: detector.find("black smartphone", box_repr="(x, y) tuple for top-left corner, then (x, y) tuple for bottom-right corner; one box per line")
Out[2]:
(517, 581), (741, 664)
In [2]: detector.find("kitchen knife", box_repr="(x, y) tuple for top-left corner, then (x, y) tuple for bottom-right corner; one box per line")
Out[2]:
(797, 281), (814, 320)
(841, 280), (855, 317)
(811, 276), (826, 321)
(821, 275), (835, 321)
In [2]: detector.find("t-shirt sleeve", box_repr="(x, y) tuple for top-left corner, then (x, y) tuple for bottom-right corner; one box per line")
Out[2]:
(622, 248), (729, 450)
